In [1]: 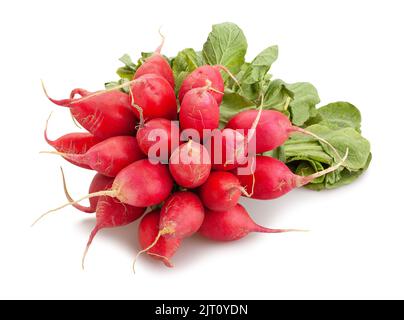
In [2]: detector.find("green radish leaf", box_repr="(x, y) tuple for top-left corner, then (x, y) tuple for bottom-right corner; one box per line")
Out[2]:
(304, 153), (372, 190)
(261, 80), (319, 127)
(203, 22), (247, 73)
(284, 139), (334, 164)
(263, 145), (286, 162)
(119, 54), (137, 70)
(116, 67), (135, 80)
(104, 78), (130, 93)
(305, 124), (371, 170)
(262, 79), (293, 111)
(229, 47), (278, 102)
(116, 54), (138, 80)
(172, 48), (203, 93)
(284, 82), (320, 126)
(219, 90), (256, 128)
(310, 101), (362, 132)
(240, 45), (278, 85)
(109, 51), (155, 86)
(140, 52), (154, 60)
(172, 48), (202, 73)
(284, 125), (371, 190)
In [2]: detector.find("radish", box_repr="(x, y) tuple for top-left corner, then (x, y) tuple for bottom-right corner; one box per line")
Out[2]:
(169, 140), (211, 188)
(44, 115), (103, 169)
(81, 197), (145, 269)
(208, 103), (263, 171)
(178, 65), (238, 105)
(235, 151), (348, 200)
(208, 128), (248, 171)
(43, 85), (137, 139)
(34, 159), (174, 226)
(133, 33), (175, 88)
(133, 191), (204, 270)
(61, 169), (113, 213)
(199, 171), (248, 211)
(179, 83), (220, 139)
(199, 204), (299, 241)
(138, 210), (182, 267)
(129, 74), (177, 124)
(226, 109), (342, 157)
(136, 118), (179, 162)
(159, 191), (205, 239)
(42, 136), (145, 177)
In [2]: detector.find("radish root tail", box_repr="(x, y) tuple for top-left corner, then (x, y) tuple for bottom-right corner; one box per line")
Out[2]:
(216, 65), (241, 90)
(129, 86), (145, 127)
(238, 186), (252, 198)
(247, 96), (264, 143)
(70, 113), (83, 129)
(156, 27), (165, 54)
(148, 253), (174, 268)
(31, 189), (117, 227)
(292, 126), (343, 162)
(40, 150), (68, 157)
(60, 167), (73, 203)
(203, 79), (224, 95)
(81, 226), (101, 270)
(250, 157), (256, 196)
(296, 148), (349, 187)
(52, 79), (139, 105)
(60, 167), (93, 213)
(257, 226), (310, 233)
(132, 227), (172, 273)
(43, 112), (54, 144)
(41, 79), (51, 101)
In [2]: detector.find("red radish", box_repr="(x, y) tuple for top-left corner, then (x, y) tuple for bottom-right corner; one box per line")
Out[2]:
(133, 191), (204, 270)
(208, 104), (263, 171)
(138, 210), (182, 267)
(209, 128), (248, 171)
(61, 170), (113, 213)
(133, 34), (175, 88)
(81, 197), (145, 269)
(179, 84), (219, 139)
(226, 109), (342, 157)
(106, 159), (173, 207)
(235, 151), (348, 200)
(178, 65), (225, 105)
(136, 118), (179, 162)
(34, 159), (174, 226)
(43, 136), (145, 177)
(43, 85), (137, 139)
(169, 140), (211, 188)
(44, 115), (103, 169)
(129, 74), (177, 123)
(159, 191), (205, 239)
(199, 204), (299, 241)
(199, 171), (248, 211)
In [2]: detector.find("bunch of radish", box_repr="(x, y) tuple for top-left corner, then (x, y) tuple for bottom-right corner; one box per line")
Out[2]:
(36, 36), (348, 271)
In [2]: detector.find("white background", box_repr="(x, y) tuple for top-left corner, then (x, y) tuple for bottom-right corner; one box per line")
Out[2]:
(1, 0), (403, 300)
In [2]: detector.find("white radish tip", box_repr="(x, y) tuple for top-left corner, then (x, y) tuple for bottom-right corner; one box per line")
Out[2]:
(41, 79), (50, 99)
(148, 253), (174, 268)
(155, 26), (165, 54)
